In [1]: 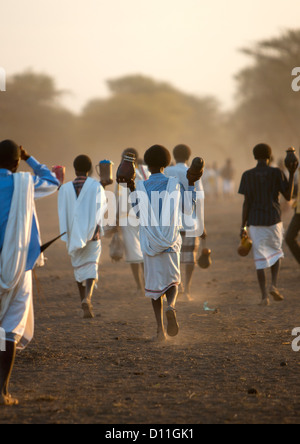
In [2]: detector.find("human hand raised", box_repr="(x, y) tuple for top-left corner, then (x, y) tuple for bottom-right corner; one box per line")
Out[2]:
(20, 146), (30, 161)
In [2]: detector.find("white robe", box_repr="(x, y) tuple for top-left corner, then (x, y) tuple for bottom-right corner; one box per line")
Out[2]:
(0, 173), (35, 348)
(133, 178), (182, 299)
(135, 177), (182, 257)
(58, 178), (107, 282)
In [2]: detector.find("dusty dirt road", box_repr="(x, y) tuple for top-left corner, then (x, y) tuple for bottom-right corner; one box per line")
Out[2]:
(0, 194), (299, 424)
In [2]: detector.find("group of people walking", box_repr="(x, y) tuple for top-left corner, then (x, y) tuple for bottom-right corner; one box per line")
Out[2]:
(0, 138), (299, 406)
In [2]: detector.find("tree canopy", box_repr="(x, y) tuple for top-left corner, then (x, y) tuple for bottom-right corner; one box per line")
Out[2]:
(0, 71), (77, 167)
(232, 29), (300, 163)
(1, 29), (300, 173)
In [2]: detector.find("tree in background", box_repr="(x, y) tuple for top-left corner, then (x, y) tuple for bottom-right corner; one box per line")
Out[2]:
(79, 75), (229, 165)
(232, 29), (300, 165)
(0, 71), (78, 167)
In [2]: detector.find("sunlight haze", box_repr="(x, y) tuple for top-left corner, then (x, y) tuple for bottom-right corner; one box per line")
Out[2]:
(1, 0), (300, 112)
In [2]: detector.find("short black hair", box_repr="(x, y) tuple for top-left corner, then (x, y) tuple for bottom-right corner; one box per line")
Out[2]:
(0, 140), (21, 165)
(253, 143), (272, 160)
(173, 144), (192, 162)
(73, 155), (92, 173)
(144, 145), (171, 168)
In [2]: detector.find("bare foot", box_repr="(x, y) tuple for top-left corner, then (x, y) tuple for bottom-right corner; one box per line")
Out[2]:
(259, 298), (270, 307)
(184, 292), (194, 302)
(178, 283), (184, 295)
(82, 303), (94, 319)
(166, 307), (179, 337)
(153, 330), (167, 342)
(0, 393), (19, 406)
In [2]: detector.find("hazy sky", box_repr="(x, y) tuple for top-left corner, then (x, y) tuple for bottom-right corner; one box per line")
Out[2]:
(1, 0), (300, 113)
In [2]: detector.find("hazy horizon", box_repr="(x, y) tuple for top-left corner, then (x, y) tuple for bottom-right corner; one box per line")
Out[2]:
(1, 0), (300, 113)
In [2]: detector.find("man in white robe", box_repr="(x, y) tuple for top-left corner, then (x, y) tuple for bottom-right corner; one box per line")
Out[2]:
(126, 145), (203, 341)
(58, 155), (107, 318)
(0, 140), (59, 406)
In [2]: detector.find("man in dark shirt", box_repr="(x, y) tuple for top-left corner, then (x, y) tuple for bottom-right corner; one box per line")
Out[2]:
(239, 143), (297, 306)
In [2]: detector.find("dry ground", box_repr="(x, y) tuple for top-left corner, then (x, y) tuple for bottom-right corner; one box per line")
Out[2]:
(0, 194), (299, 424)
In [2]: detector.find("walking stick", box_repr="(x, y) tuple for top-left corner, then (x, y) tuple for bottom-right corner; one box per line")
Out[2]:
(33, 232), (67, 304)
(40, 232), (66, 253)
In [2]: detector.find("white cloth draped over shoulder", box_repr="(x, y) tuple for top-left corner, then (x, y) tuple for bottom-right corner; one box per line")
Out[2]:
(58, 178), (107, 283)
(0, 173), (34, 322)
(133, 177), (182, 257)
(58, 178), (107, 255)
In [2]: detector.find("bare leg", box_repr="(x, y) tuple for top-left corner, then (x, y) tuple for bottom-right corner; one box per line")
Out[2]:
(84, 279), (96, 306)
(256, 269), (270, 306)
(0, 341), (18, 406)
(185, 264), (195, 301)
(165, 286), (179, 336)
(271, 259), (281, 288)
(77, 282), (85, 303)
(165, 285), (178, 309)
(270, 259), (284, 301)
(130, 264), (144, 292)
(78, 279), (96, 318)
(151, 297), (166, 341)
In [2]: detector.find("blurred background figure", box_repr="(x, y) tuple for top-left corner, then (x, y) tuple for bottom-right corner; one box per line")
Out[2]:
(115, 148), (149, 296)
(203, 162), (221, 199)
(221, 158), (236, 198)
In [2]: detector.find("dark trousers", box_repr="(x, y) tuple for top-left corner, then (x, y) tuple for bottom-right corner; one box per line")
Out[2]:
(285, 213), (300, 264)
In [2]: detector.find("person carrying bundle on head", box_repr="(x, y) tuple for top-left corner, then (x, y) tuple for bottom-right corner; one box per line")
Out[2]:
(0, 140), (59, 406)
(58, 155), (107, 319)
